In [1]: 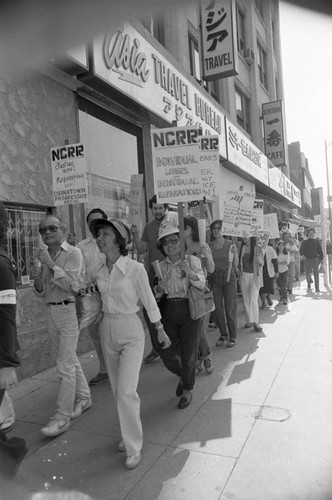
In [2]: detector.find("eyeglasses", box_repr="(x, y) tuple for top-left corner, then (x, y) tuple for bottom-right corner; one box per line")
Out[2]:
(162, 237), (179, 246)
(39, 225), (61, 235)
(212, 226), (221, 231)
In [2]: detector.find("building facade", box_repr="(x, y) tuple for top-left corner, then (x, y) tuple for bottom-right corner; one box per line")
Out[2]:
(0, 0), (302, 378)
(288, 140), (315, 220)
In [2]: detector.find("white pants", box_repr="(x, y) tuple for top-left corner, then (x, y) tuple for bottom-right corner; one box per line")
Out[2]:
(240, 272), (260, 324)
(100, 313), (145, 456)
(47, 303), (91, 421)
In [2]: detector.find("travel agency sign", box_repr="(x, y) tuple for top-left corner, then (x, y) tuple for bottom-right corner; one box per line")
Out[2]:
(92, 22), (227, 157)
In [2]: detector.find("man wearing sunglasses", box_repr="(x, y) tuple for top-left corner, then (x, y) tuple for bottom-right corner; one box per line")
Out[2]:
(31, 215), (91, 437)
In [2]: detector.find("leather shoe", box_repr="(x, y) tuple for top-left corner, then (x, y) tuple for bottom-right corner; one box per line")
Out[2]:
(125, 452), (141, 469)
(176, 381), (183, 397)
(178, 393), (192, 409)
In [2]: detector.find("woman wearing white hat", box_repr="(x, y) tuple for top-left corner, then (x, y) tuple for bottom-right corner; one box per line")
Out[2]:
(155, 222), (205, 409)
(89, 218), (170, 470)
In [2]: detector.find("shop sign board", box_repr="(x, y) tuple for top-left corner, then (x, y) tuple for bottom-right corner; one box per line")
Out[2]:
(222, 187), (255, 237)
(128, 174), (144, 226)
(225, 117), (269, 186)
(251, 199), (264, 235)
(268, 167), (301, 208)
(51, 143), (88, 206)
(151, 126), (211, 204)
(263, 213), (279, 239)
(200, 0), (238, 81)
(93, 23), (227, 157)
(262, 100), (287, 167)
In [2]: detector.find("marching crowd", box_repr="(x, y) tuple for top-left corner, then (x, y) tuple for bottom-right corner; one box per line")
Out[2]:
(0, 197), (324, 478)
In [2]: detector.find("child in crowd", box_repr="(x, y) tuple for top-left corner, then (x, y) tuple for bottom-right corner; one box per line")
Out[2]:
(276, 240), (290, 305)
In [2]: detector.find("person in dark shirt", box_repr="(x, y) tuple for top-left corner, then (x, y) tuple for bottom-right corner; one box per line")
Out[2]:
(300, 228), (324, 292)
(0, 204), (28, 481)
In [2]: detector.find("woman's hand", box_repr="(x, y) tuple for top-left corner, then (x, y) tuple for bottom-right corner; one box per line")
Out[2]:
(156, 326), (171, 349)
(200, 244), (209, 257)
(155, 279), (168, 294)
(180, 259), (193, 276)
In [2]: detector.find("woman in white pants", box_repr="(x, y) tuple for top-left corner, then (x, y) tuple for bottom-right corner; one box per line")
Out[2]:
(90, 218), (170, 470)
(239, 237), (264, 332)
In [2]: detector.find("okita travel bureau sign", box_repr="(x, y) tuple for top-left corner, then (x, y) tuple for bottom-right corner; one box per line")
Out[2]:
(51, 143), (88, 206)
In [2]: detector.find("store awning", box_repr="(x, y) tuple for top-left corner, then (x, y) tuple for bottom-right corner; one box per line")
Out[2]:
(289, 212), (317, 228)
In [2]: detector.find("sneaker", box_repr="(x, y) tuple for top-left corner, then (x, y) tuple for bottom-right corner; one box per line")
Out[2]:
(244, 322), (253, 328)
(204, 358), (214, 374)
(89, 372), (108, 386)
(208, 322), (217, 329)
(126, 452), (141, 469)
(227, 339), (236, 348)
(143, 349), (160, 364)
(216, 336), (225, 346)
(41, 417), (70, 437)
(0, 391), (15, 433)
(283, 299), (288, 305)
(196, 359), (203, 375)
(71, 396), (92, 419)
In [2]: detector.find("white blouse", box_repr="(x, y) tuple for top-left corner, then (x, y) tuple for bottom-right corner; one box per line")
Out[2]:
(95, 255), (161, 323)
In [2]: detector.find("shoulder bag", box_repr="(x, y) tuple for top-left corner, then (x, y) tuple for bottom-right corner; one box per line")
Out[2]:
(187, 256), (215, 320)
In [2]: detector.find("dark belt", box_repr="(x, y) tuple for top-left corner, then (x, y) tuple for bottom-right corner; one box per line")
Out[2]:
(47, 300), (75, 306)
(166, 298), (188, 302)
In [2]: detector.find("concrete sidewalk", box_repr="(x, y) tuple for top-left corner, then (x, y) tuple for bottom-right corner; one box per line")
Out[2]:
(3, 277), (332, 500)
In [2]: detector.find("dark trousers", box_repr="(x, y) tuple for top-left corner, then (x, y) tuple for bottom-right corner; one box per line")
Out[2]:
(304, 257), (320, 290)
(160, 299), (200, 391)
(211, 269), (237, 340)
(276, 271), (288, 300)
(143, 271), (161, 354)
(0, 389), (28, 481)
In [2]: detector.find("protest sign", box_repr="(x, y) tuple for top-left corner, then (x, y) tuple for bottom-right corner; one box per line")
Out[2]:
(151, 126), (207, 204)
(289, 222), (300, 236)
(199, 135), (220, 200)
(222, 189), (255, 237)
(51, 143), (88, 206)
(263, 213), (279, 239)
(250, 199), (264, 236)
(128, 174), (144, 227)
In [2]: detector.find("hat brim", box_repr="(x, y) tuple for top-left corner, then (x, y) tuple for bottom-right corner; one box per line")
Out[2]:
(89, 218), (131, 244)
(157, 226), (180, 241)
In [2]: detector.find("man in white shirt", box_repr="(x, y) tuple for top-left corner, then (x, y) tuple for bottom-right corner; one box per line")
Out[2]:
(77, 208), (108, 386)
(31, 215), (91, 437)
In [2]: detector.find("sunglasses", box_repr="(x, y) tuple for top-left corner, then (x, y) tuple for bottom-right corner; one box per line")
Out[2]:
(162, 237), (179, 246)
(39, 225), (61, 235)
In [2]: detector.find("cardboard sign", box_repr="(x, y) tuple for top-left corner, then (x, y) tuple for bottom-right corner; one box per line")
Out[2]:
(263, 213), (279, 239)
(251, 199), (264, 236)
(200, 135), (220, 200)
(128, 174), (144, 226)
(51, 143), (88, 206)
(152, 126), (206, 204)
(222, 188), (255, 237)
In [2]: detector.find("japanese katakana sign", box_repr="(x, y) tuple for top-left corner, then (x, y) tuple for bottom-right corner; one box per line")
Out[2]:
(200, 0), (238, 81)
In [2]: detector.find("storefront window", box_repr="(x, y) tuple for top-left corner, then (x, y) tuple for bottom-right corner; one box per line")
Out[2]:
(78, 101), (144, 224)
(6, 206), (46, 285)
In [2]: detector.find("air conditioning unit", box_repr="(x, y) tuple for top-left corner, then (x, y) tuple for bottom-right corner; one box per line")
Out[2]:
(243, 48), (255, 65)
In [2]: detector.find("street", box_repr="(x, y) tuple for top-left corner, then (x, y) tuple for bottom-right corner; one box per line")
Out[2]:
(3, 276), (332, 500)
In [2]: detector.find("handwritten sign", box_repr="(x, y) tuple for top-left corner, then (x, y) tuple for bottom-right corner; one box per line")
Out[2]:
(222, 189), (255, 237)
(200, 135), (220, 200)
(251, 199), (264, 236)
(263, 213), (279, 239)
(51, 143), (88, 206)
(128, 174), (144, 226)
(152, 126), (206, 204)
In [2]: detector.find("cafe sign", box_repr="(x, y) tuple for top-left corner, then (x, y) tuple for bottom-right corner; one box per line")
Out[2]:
(262, 100), (288, 167)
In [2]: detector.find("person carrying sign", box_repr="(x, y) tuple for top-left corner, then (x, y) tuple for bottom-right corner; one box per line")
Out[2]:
(131, 195), (177, 364)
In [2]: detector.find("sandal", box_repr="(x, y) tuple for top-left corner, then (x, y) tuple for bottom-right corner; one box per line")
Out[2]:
(227, 339), (236, 348)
